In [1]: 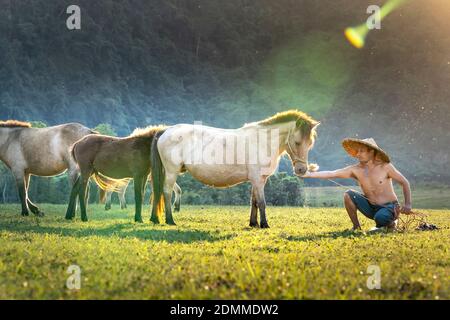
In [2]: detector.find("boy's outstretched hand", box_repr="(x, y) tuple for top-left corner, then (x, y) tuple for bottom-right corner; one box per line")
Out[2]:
(301, 171), (311, 178)
(299, 164), (319, 178)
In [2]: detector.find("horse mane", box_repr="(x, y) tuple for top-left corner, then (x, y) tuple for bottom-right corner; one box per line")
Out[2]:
(130, 124), (167, 138)
(253, 109), (319, 141)
(257, 110), (315, 126)
(0, 120), (32, 128)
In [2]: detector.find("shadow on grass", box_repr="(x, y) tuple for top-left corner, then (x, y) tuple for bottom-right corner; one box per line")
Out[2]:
(282, 229), (373, 242)
(0, 221), (235, 243)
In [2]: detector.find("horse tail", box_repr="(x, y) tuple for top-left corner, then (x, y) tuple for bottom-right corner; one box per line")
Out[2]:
(150, 130), (166, 222)
(92, 171), (130, 193)
(69, 142), (78, 164)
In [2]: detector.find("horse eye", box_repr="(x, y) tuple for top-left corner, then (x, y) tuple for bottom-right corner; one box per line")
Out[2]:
(295, 142), (300, 146)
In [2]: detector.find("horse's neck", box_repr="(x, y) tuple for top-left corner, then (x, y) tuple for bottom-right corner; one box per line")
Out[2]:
(241, 121), (293, 157)
(259, 122), (293, 156)
(277, 122), (294, 155)
(0, 127), (27, 160)
(0, 129), (11, 160)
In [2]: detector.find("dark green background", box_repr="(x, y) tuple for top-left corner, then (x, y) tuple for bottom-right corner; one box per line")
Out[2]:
(1, 0), (449, 204)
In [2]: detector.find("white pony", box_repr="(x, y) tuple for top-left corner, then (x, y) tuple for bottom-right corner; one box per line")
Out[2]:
(102, 179), (182, 212)
(103, 183), (129, 211)
(150, 110), (319, 228)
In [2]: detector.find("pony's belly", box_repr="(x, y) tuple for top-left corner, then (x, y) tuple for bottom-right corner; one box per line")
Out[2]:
(93, 161), (134, 179)
(186, 165), (247, 187)
(21, 143), (68, 176)
(30, 165), (67, 177)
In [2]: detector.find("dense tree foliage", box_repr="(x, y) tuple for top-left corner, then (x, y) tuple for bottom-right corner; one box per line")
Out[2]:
(0, 0), (449, 205)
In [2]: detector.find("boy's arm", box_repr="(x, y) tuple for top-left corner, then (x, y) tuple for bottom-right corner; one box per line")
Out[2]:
(387, 164), (412, 213)
(302, 166), (355, 179)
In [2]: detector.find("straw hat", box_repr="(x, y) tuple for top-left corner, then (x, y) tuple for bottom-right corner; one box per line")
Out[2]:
(342, 138), (390, 163)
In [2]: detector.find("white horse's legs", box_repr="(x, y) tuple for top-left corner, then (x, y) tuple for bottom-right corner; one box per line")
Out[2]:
(67, 162), (80, 213)
(249, 186), (258, 227)
(163, 173), (178, 225)
(119, 187), (127, 209)
(104, 190), (127, 210)
(78, 175), (90, 222)
(13, 169), (29, 216)
(105, 191), (112, 210)
(24, 173), (44, 216)
(173, 182), (181, 212)
(104, 185), (127, 211)
(148, 174), (181, 212)
(65, 174), (81, 220)
(252, 177), (269, 228)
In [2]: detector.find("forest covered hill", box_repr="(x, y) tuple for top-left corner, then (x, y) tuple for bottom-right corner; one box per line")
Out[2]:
(1, 0), (449, 183)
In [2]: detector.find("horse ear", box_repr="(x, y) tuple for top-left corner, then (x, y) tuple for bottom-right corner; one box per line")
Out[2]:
(312, 121), (321, 129)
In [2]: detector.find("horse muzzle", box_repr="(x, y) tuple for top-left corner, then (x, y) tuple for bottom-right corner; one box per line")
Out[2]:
(294, 163), (308, 176)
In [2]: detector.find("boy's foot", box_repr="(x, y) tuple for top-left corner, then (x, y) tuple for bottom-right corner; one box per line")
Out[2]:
(368, 226), (385, 234)
(387, 220), (398, 232)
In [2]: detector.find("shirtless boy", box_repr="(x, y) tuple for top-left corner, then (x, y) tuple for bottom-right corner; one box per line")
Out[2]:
(302, 138), (412, 231)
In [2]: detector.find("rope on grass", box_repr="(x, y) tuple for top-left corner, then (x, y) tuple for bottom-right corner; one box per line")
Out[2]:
(396, 211), (439, 232)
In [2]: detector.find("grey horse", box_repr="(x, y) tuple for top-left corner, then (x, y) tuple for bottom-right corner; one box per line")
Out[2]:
(0, 120), (96, 216)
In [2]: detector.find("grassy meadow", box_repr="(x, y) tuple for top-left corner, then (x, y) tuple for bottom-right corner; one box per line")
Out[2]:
(0, 203), (448, 300)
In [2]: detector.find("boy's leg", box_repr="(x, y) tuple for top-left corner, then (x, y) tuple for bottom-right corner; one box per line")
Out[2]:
(373, 206), (396, 229)
(344, 192), (361, 230)
(344, 190), (376, 230)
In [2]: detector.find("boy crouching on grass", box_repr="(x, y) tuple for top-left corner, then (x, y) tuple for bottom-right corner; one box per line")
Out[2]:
(302, 138), (412, 231)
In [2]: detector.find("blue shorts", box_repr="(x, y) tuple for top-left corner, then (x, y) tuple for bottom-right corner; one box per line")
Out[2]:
(345, 190), (398, 227)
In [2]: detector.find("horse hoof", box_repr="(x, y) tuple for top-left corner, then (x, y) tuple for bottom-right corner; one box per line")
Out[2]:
(150, 218), (160, 224)
(65, 215), (73, 220)
(249, 222), (258, 228)
(260, 222), (270, 229)
(135, 218), (143, 223)
(81, 217), (88, 222)
(29, 207), (40, 215)
(21, 211), (29, 217)
(36, 211), (45, 217)
(167, 221), (176, 226)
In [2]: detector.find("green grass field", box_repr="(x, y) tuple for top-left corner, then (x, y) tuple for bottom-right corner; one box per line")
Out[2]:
(0, 204), (448, 299)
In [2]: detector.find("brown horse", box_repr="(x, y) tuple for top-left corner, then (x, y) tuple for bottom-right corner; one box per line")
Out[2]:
(65, 125), (181, 222)
(0, 120), (96, 216)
